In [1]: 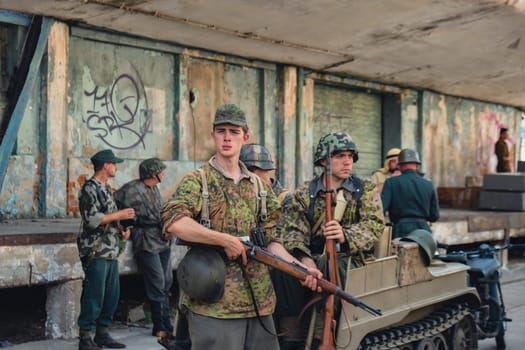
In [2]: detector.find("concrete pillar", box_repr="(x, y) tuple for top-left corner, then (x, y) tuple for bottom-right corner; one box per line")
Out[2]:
(45, 279), (82, 339)
(45, 21), (69, 217)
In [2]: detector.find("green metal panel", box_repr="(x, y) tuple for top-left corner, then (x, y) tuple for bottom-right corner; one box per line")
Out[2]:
(313, 83), (382, 178)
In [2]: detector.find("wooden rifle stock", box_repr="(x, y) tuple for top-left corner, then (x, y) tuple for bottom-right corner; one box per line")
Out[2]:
(242, 241), (382, 317)
(319, 143), (338, 350)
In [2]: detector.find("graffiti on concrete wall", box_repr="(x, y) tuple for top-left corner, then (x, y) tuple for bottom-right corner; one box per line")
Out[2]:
(82, 71), (152, 150)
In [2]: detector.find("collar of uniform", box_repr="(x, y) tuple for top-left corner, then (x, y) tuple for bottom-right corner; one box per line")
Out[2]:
(208, 156), (253, 182)
(310, 174), (358, 197)
(401, 169), (417, 175)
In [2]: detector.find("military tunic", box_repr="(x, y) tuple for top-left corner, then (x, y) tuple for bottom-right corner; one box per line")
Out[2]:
(114, 179), (170, 253)
(161, 157), (281, 319)
(78, 178), (122, 259)
(274, 174), (385, 323)
(495, 138), (511, 172)
(77, 177), (123, 334)
(280, 175), (385, 261)
(381, 169), (440, 238)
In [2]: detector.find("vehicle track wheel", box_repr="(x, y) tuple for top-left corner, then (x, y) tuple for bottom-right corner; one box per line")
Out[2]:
(451, 315), (475, 350)
(415, 338), (435, 350)
(391, 346), (414, 350)
(432, 333), (449, 350)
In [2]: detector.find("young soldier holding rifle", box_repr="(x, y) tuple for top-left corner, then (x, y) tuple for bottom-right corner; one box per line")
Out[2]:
(275, 132), (386, 349)
(160, 104), (322, 350)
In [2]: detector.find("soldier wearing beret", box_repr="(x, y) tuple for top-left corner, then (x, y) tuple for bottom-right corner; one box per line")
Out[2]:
(77, 149), (135, 350)
(161, 104), (321, 350)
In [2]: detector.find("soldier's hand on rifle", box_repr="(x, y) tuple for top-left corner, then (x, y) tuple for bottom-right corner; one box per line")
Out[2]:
(222, 235), (248, 265)
(323, 220), (345, 243)
(300, 257), (323, 292)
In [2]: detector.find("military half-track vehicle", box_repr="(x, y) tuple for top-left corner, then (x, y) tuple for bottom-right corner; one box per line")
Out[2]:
(336, 238), (481, 350)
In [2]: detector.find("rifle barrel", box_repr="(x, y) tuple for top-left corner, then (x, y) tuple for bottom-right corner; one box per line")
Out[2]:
(244, 242), (382, 316)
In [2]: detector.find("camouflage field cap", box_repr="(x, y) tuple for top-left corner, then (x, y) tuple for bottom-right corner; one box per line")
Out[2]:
(139, 157), (167, 179)
(91, 149), (123, 164)
(213, 103), (247, 127)
(314, 131), (359, 165)
(240, 143), (276, 170)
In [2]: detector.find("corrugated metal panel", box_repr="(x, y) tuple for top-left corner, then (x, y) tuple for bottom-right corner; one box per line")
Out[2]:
(313, 84), (382, 178)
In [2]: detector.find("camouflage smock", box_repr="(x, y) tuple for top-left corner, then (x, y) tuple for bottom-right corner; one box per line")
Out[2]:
(279, 174), (385, 266)
(161, 157), (281, 319)
(78, 178), (122, 260)
(114, 179), (170, 254)
(271, 178), (290, 203)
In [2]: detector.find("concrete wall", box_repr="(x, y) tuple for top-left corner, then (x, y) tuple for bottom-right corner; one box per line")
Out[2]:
(421, 92), (521, 187)
(0, 18), (523, 218)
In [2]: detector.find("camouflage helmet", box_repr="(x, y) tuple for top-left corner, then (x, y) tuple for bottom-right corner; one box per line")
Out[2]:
(139, 158), (166, 180)
(401, 229), (437, 266)
(314, 132), (359, 166)
(177, 247), (226, 303)
(398, 148), (421, 165)
(240, 143), (276, 170)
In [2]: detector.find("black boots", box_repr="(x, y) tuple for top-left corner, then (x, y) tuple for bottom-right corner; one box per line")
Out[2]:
(79, 337), (102, 350)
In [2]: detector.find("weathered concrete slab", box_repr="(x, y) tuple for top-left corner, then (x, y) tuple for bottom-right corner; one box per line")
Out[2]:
(0, 219), (187, 288)
(468, 214), (509, 232)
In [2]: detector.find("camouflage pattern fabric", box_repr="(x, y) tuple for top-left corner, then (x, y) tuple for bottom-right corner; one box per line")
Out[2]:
(314, 131), (359, 165)
(161, 157), (281, 319)
(240, 143), (276, 170)
(271, 179), (290, 203)
(139, 157), (166, 180)
(78, 178), (122, 259)
(213, 103), (247, 127)
(278, 175), (385, 266)
(114, 179), (170, 253)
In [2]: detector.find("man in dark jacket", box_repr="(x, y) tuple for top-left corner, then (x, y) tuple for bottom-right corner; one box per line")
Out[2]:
(381, 148), (440, 239)
(114, 158), (179, 349)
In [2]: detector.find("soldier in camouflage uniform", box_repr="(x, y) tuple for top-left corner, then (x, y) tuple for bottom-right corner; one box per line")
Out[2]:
(77, 149), (136, 350)
(275, 132), (386, 349)
(161, 104), (321, 350)
(114, 158), (178, 348)
(240, 143), (289, 203)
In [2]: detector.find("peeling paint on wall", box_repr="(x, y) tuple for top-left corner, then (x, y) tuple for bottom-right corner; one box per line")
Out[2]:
(422, 92), (520, 187)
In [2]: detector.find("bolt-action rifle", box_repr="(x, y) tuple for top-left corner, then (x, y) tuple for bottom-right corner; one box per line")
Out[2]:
(177, 237), (382, 317)
(319, 143), (339, 350)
